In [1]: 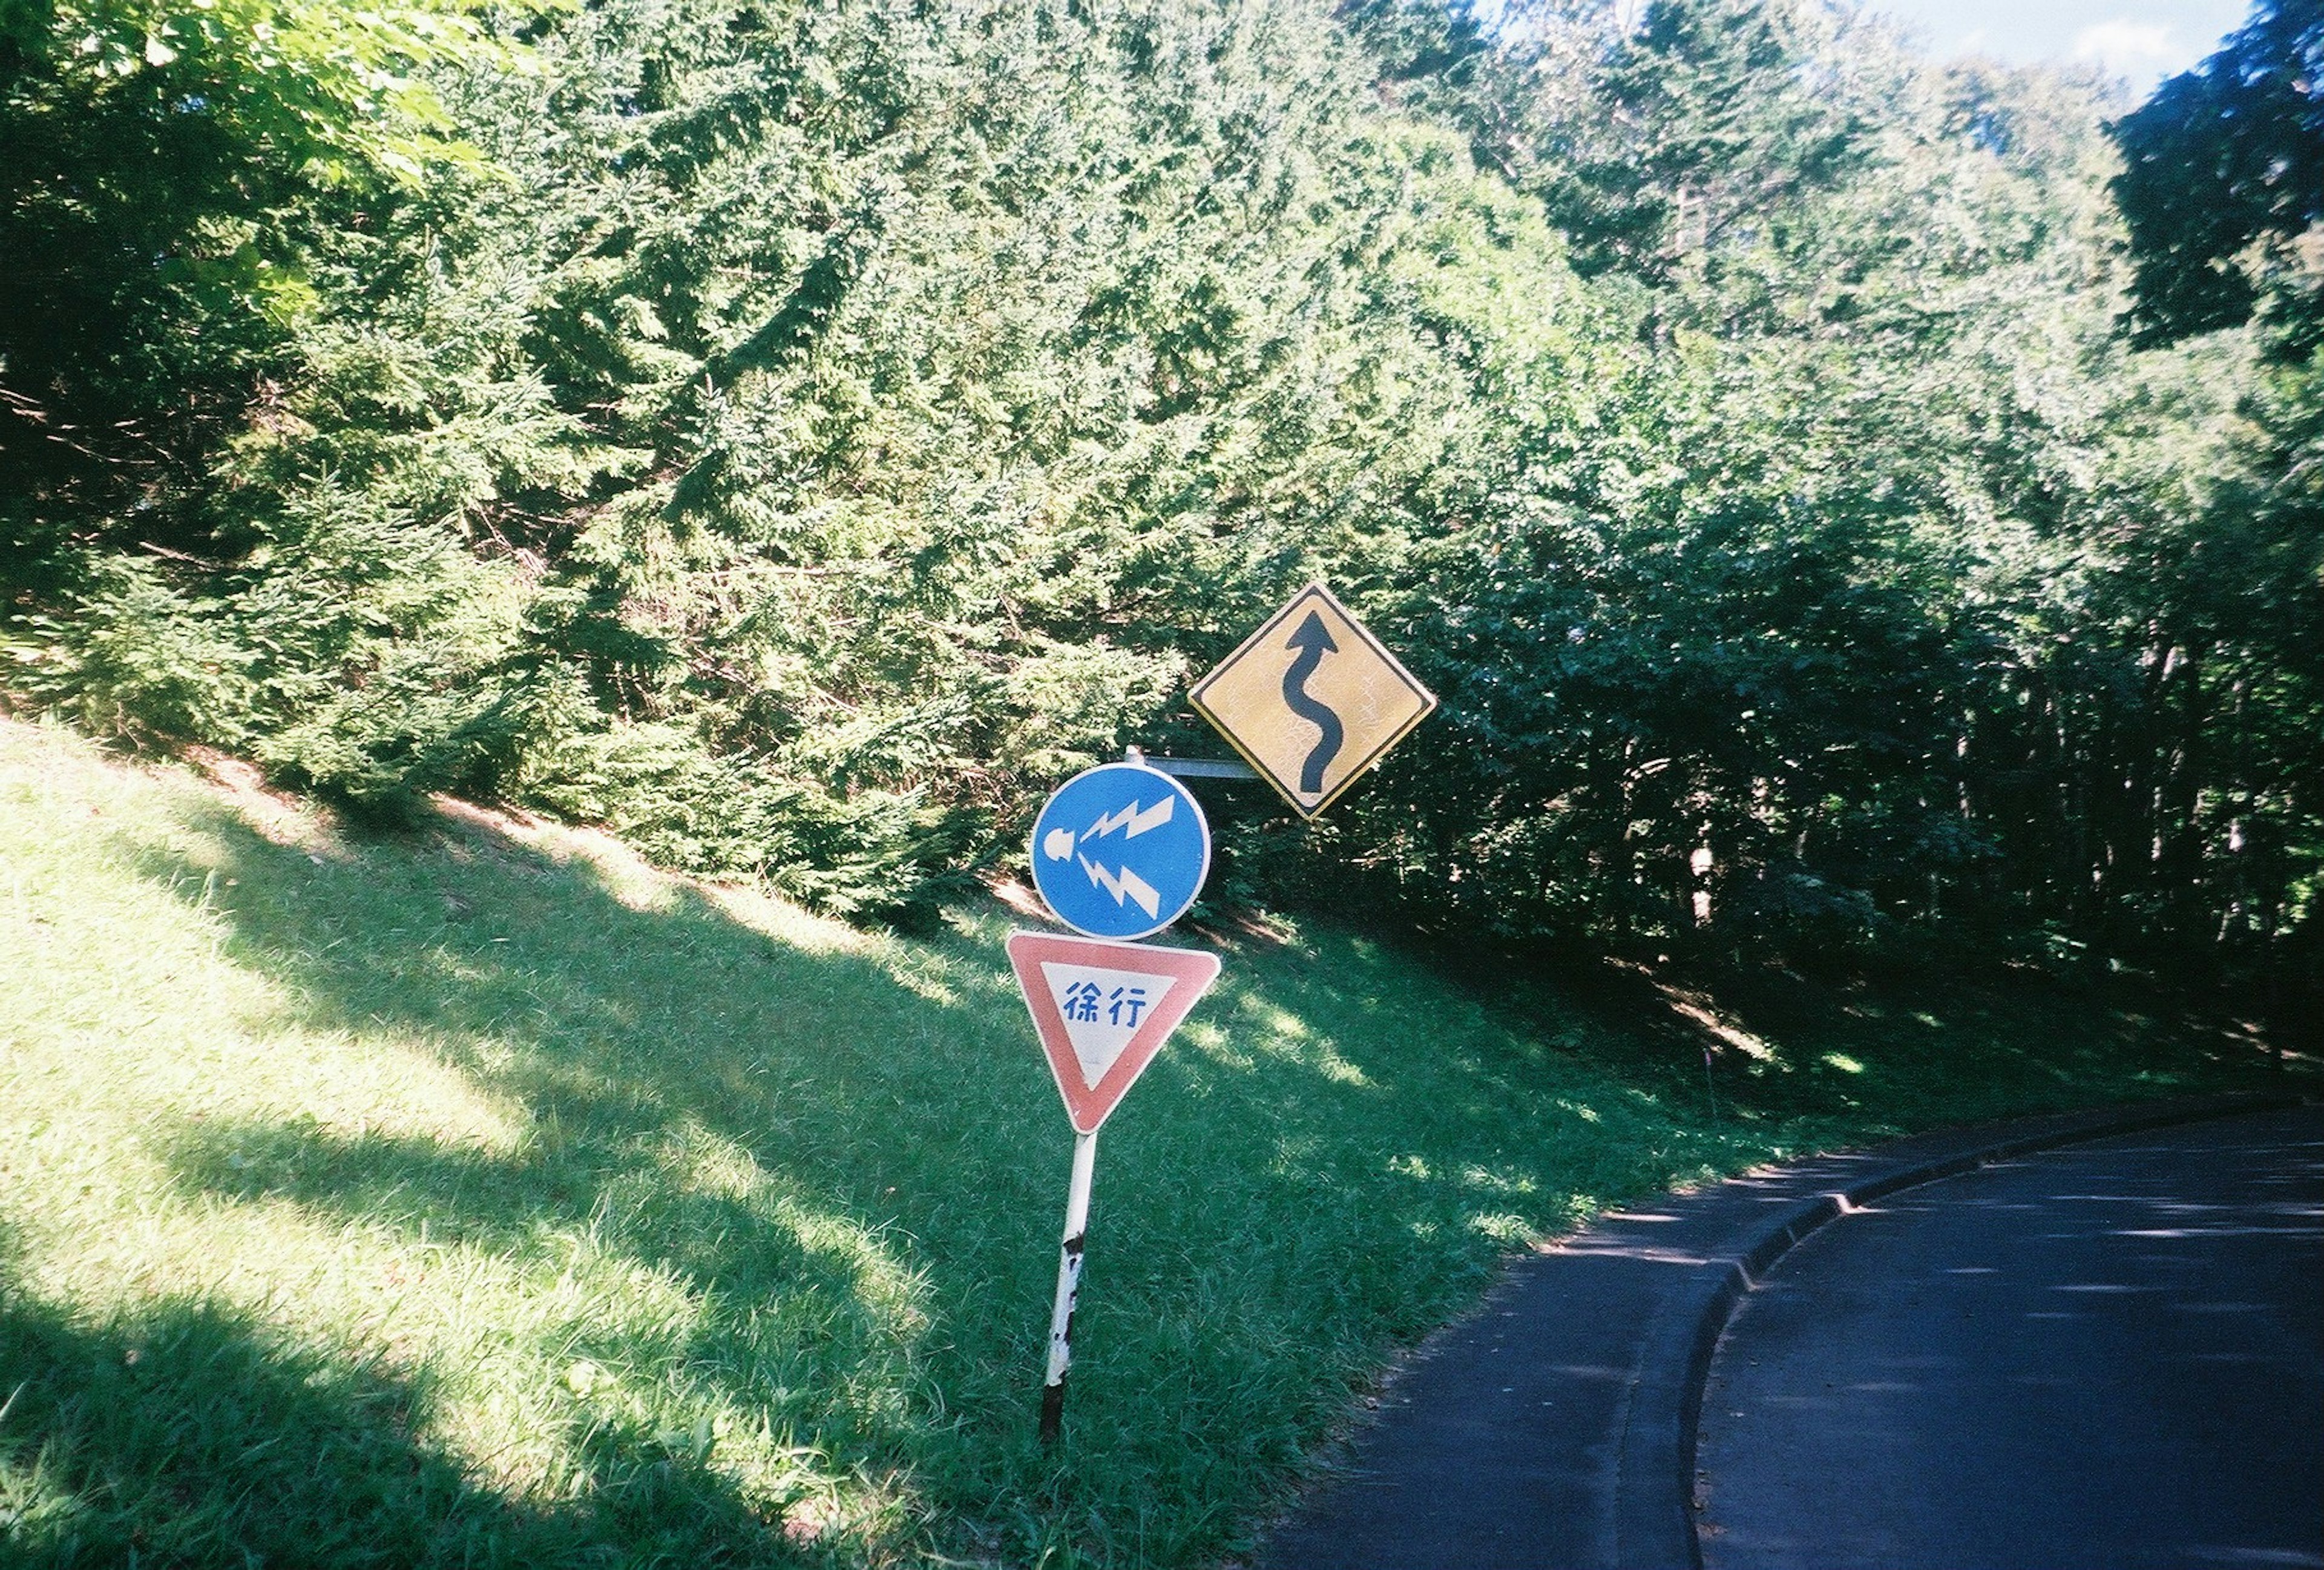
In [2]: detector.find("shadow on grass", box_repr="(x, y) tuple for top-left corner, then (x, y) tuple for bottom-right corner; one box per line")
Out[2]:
(0, 1247), (800, 1567)
(107, 796), (1070, 1534)
(98, 787), (1721, 1565)
(77, 769), (2268, 1569)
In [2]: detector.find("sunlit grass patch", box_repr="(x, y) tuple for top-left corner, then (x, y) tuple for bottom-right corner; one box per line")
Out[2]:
(0, 715), (2302, 1568)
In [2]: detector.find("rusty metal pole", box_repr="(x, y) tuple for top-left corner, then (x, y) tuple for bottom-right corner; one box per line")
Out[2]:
(1038, 1129), (1098, 1446)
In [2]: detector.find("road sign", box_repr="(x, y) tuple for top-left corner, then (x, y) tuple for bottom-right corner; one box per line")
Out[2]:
(1028, 761), (1211, 939)
(1189, 581), (1437, 818)
(1007, 932), (1222, 1445)
(1005, 930), (1221, 1134)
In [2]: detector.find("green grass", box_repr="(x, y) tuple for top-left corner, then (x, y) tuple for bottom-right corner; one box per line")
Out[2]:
(0, 714), (2301, 1568)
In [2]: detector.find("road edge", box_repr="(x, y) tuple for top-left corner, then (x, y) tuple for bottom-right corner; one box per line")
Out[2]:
(1621, 1091), (2314, 1570)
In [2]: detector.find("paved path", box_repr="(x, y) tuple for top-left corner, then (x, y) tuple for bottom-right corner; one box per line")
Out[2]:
(1696, 1103), (2324, 1570)
(1256, 1094), (2308, 1570)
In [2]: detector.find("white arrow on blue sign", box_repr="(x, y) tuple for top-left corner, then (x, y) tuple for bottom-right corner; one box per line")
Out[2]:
(1028, 761), (1211, 940)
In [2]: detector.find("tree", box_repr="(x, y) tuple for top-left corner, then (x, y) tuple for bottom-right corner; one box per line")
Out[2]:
(0, 0), (520, 584)
(2110, 0), (2324, 349)
(2103, 0), (2324, 995)
(4, 0), (2316, 978)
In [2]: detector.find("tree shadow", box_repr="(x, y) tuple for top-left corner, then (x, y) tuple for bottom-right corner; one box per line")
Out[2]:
(0, 1239), (804, 1566)
(58, 766), (2122, 1568)
(95, 782), (1742, 1564)
(100, 793), (1082, 1554)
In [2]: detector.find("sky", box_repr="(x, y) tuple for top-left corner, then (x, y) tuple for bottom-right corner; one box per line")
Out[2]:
(1853, 0), (2253, 92)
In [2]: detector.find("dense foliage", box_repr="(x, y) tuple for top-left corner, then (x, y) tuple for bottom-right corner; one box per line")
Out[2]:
(2112, 0), (2322, 346)
(5, 0), (2317, 992)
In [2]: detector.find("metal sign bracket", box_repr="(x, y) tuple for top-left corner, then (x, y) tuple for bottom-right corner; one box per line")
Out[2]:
(1123, 746), (1260, 781)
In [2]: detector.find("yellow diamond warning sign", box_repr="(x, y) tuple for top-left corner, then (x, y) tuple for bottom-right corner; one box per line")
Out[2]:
(1189, 582), (1436, 819)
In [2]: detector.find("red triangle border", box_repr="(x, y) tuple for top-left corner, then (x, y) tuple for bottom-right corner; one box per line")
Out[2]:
(1005, 931), (1221, 1134)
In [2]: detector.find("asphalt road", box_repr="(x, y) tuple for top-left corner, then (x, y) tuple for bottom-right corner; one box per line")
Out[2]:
(1695, 1103), (2324, 1570)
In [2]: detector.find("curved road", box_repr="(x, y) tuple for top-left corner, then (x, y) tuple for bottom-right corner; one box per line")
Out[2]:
(1696, 1103), (2324, 1570)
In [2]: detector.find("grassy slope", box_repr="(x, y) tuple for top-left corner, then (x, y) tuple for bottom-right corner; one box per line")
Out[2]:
(0, 715), (2300, 1568)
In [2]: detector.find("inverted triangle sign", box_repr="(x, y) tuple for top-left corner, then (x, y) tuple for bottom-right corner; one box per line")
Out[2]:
(1006, 931), (1221, 1134)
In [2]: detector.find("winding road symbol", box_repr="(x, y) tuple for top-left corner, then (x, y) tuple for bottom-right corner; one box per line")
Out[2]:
(1281, 611), (1345, 793)
(1189, 581), (1437, 819)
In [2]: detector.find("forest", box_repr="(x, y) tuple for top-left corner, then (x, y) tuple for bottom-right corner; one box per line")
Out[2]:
(5, 0), (2319, 1008)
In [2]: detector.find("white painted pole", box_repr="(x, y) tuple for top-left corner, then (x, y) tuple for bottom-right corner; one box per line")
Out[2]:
(1038, 1129), (1099, 1445)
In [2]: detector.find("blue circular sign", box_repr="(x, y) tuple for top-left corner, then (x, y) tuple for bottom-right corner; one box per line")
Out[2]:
(1028, 762), (1211, 940)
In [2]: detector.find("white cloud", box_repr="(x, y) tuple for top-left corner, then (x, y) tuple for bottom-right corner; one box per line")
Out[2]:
(2072, 19), (2177, 71)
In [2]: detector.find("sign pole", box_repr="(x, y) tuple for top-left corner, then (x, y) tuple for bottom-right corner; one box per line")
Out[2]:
(1039, 1129), (1098, 1445)
(1006, 930), (1216, 1445)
